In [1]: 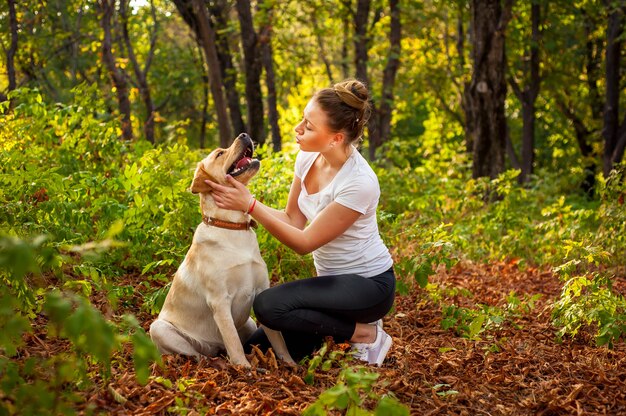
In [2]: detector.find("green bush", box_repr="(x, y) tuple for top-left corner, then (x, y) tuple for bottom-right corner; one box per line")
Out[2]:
(0, 234), (161, 415)
(303, 366), (409, 416)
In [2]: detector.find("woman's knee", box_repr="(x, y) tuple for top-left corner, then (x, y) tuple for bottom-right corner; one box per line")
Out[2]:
(253, 289), (283, 327)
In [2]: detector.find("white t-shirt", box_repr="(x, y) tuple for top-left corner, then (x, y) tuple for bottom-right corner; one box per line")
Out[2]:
(294, 147), (393, 278)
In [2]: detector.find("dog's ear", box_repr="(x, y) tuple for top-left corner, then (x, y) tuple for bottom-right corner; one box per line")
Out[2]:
(189, 163), (214, 194)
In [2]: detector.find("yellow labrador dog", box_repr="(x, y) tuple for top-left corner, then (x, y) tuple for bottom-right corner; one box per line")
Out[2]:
(149, 133), (295, 367)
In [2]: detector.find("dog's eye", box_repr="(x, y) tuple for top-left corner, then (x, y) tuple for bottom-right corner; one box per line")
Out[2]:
(216, 151), (224, 158)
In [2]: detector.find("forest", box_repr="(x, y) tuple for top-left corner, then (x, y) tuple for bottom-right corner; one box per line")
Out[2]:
(1, 0), (626, 414)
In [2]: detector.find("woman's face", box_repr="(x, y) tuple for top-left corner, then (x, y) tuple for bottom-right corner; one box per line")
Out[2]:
(294, 99), (337, 152)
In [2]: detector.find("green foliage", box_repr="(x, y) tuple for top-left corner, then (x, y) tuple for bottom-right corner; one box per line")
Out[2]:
(302, 342), (408, 414)
(544, 169), (626, 347)
(394, 223), (457, 290)
(551, 243), (626, 347)
(440, 292), (541, 340)
(596, 166), (626, 261)
(0, 291), (30, 357)
(142, 281), (171, 315)
(0, 232), (161, 415)
(44, 290), (118, 378)
(432, 383), (459, 398)
(303, 342), (349, 385)
(303, 367), (409, 416)
(552, 272), (626, 347)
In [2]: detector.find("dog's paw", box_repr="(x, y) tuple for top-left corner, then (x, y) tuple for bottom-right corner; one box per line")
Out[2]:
(277, 354), (298, 368)
(231, 358), (252, 368)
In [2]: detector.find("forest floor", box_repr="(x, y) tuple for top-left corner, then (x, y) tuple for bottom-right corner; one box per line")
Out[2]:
(21, 260), (626, 415)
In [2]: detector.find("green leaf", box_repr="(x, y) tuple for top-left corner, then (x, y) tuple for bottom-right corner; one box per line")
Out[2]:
(0, 291), (31, 356)
(414, 263), (432, 288)
(131, 327), (162, 385)
(467, 314), (485, 339)
(374, 395), (410, 416)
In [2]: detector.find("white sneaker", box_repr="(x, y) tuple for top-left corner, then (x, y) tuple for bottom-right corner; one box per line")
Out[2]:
(351, 321), (382, 362)
(350, 326), (393, 366)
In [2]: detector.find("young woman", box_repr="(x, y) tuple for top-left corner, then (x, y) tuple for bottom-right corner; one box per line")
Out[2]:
(205, 79), (395, 365)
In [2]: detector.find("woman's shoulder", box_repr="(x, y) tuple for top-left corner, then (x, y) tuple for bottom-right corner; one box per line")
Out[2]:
(296, 150), (319, 162)
(295, 150), (319, 177)
(336, 152), (379, 193)
(349, 150), (379, 182)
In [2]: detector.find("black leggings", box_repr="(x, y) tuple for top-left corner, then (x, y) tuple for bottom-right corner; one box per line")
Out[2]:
(244, 267), (395, 361)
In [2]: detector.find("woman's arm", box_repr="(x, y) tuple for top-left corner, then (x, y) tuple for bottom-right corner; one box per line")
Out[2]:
(205, 176), (360, 254)
(251, 198), (361, 255)
(259, 177), (308, 230)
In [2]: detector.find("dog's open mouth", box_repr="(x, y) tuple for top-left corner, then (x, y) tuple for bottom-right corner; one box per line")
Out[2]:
(227, 143), (256, 177)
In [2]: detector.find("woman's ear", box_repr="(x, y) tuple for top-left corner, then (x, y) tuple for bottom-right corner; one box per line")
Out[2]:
(189, 163), (214, 194)
(332, 132), (345, 147)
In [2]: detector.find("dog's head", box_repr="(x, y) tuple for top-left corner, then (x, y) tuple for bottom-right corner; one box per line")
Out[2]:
(190, 133), (260, 194)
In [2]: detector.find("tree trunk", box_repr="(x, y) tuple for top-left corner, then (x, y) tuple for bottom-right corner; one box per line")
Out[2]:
(193, 0), (233, 147)
(211, 0), (245, 136)
(509, 2), (541, 183)
(465, 0), (512, 179)
(505, 126), (521, 170)
(100, 0), (133, 141)
(462, 2), (474, 154)
(7, 0), (18, 93)
(341, 1), (351, 80)
(353, 0), (371, 83)
(119, 0), (157, 144)
(235, 0), (265, 144)
(522, 2), (540, 183)
(582, 9), (605, 120)
(372, 0), (401, 160)
(352, 0), (382, 157)
(258, 2), (281, 152)
(456, 2), (465, 68)
(602, 2), (625, 177)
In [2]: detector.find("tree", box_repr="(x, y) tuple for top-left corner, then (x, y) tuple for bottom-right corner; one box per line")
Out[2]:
(173, 0), (233, 147)
(464, 0), (513, 179)
(375, 0), (401, 160)
(543, 1), (605, 196)
(3, 0), (18, 101)
(99, 0), (133, 141)
(353, 0), (372, 84)
(210, 0), (245, 136)
(602, 0), (626, 177)
(351, 0), (401, 159)
(119, 0), (157, 144)
(508, 1), (541, 183)
(235, 0), (265, 144)
(258, 0), (282, 151)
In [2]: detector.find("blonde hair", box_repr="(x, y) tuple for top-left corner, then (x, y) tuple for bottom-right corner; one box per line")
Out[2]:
(314, 79), (372, 146)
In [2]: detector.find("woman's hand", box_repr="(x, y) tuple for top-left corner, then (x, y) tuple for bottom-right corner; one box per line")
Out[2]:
(204, 176), (253, 212)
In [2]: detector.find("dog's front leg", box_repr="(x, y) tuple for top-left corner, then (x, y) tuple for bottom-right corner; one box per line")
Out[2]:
(262, 325), (297, 365)
(209, 300), (251, 367)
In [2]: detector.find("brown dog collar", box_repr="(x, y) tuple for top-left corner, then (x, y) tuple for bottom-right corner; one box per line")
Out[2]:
(203, 215), (257, 230)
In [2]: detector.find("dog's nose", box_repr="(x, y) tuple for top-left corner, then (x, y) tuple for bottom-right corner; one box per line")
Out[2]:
(239, 133), (249, 140)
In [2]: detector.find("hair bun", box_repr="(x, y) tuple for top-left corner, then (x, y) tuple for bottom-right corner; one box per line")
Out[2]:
(333, 80), (368, 111)
(314, 78), (371, 146)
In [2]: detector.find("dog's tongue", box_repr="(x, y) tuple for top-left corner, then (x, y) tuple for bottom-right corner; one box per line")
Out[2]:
(236, 157), (252, 169)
